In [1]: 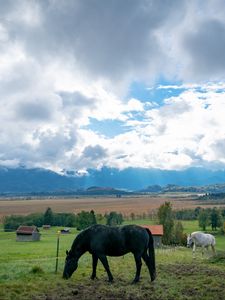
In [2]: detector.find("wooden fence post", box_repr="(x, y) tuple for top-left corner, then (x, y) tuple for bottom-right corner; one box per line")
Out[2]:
(55, 231), (60, 273)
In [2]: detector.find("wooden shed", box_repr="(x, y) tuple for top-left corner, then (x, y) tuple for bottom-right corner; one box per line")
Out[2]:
(42, 225), (51, 230)
(142, 225), (164, 248)
(60, 228), (70, 234)
(16, 226), (41, 242)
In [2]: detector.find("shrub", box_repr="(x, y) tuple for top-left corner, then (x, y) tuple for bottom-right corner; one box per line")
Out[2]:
(105, 212), (123, 226)
(76, 210), (97, 230)
(30, 266), (44, 274)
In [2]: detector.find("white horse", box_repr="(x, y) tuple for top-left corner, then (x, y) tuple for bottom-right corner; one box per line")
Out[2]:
(187, 231), (216, 257)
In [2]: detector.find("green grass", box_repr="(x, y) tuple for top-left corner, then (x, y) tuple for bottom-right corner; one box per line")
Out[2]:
(0, 224), (225, 300)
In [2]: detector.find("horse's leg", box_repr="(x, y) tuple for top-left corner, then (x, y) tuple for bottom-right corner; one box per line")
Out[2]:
(132, 253), (142, 284)
(201, 246), (205, 257)
(91, 254), (98, 280)
(192, 243), (196, 258)
(211, 244), (216, 255)
(98, 254), (113, 282)
(142, 250), (155, 282)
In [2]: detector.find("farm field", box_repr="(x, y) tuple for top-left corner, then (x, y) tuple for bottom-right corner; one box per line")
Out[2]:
(1, 194), (225, 220)
(0, 222), (225, 300)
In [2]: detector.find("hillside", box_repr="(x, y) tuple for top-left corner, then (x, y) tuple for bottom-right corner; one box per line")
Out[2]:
(1, 166), (225, 195)
(141, 183), (225, 194)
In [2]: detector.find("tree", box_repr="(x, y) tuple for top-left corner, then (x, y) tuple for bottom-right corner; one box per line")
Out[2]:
(3, 215), (25, 231)
(76, 210), (97, 230)
(210, 208), (222, 230)
(157, 202), (174, 245)
(96, 213), (106, 224)
(65, 214), (76, 227)
(106, 212), (123, 226)
(130, 212), (135, 221)
(90, 210), (97, 224)
(43, 207), (54, 225)
(173, 221), (186, 246)
(198, 209), (209, 231)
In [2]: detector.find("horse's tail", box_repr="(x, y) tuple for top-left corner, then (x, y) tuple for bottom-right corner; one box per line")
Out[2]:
(145, 228), (156, 281)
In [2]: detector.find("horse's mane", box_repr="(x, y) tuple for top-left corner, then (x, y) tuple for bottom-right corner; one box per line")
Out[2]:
(71, 229), (89, 250)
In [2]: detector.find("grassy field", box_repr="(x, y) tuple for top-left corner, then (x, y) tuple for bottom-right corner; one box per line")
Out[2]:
(0, 221), (225, 300)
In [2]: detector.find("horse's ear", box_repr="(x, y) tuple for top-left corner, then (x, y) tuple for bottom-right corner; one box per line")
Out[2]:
(66, 250), (69, 255)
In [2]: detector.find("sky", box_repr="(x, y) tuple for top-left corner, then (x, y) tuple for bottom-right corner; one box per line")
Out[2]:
(1, 0), (225, 174)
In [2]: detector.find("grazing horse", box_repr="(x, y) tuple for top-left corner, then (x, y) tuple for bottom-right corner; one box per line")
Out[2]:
(63, 224), (156, 284)
(187, 231), (216, 257)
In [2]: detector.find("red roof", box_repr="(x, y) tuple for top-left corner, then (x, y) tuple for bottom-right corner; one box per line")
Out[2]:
(16, 226), (39, 235)
(142, 225), (163, 236)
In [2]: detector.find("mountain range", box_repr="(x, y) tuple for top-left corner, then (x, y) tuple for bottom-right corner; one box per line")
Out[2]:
(1, 166), (225, 195)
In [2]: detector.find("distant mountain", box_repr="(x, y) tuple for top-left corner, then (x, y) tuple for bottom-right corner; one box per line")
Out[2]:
(140, 183), (225, 194)
(0, 166), (225, 195)
(0, 167), (79, 193)
(84, 167), (225, 190)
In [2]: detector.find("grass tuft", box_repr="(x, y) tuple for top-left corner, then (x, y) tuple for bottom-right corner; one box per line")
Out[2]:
(30, 265), (44, 274)
(207, 252), (225, 264)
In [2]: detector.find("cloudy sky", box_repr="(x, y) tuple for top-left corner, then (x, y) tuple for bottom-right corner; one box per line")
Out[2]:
(1, 0), (225, 174)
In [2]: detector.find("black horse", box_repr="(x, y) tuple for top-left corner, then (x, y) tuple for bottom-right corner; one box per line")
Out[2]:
(63, 224), (156, 283)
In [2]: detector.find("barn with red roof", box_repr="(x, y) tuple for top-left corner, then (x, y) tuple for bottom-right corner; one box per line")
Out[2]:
(16, 225), (41, 242)
(142, 225), (163, 248)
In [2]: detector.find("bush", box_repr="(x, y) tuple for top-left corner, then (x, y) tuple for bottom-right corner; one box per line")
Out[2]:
(76, 210), (97, 230)
(105, 212), (123, 226)
(3, 215), (26, 231)
(30, 265), (44, 274)
(173, 221), (187, 246)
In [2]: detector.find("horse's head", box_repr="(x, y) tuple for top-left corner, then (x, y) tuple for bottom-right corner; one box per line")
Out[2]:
(187, 234), (193, 248)
(63, 250), (78, 279)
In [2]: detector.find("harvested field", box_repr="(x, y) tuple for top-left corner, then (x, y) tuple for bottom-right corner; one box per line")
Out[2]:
(1, 195), (224, 220)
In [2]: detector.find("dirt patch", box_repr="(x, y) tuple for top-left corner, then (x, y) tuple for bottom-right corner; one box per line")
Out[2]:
(32, 281), (140, 300)
(159, 262), (225, 277)
(159, 262), (225, 300)
(31, 263), (225, 300)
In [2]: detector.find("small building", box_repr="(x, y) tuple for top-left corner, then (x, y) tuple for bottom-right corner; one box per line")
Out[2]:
(42, 225), (51, 230)
(16, 226), (41, 242)
(60, 228), (70, 234)
(142, 225), (163, 248)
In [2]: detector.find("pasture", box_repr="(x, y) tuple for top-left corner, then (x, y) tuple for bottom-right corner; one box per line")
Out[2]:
(1, 194), (225, 221)
(0, 221), (225, 300)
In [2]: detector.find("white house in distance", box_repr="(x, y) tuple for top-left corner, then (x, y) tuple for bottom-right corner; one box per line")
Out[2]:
(16, 225), (41, 242)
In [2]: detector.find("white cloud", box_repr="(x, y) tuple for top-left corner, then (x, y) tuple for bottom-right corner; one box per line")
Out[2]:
(0, 1), (225, 172)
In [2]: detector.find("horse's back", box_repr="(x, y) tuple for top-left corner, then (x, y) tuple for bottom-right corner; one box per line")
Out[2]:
(87, 224), (149, 256)
(121, 225), (149, 250)
(192, 231), (215, 246)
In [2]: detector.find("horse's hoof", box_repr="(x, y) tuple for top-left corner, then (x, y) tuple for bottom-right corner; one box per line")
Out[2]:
(151, 272), (156, 282)
(131, 279), (139, 284)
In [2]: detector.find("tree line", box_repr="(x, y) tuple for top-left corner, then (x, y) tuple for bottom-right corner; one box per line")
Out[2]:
(3, 208), (124, 231)
(3, 204), (224, 247)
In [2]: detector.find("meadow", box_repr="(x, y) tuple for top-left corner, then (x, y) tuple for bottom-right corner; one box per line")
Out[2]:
(0, 220), (224, 300)
(2, 194), (225, 220)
